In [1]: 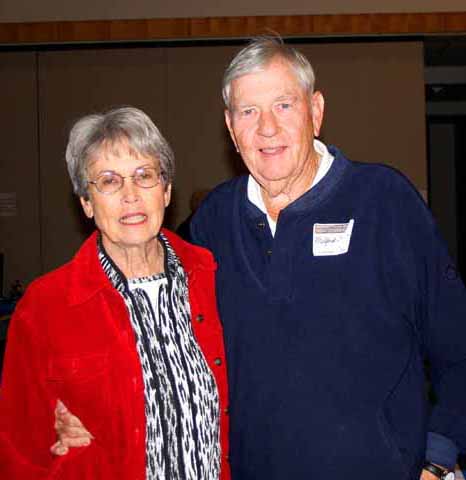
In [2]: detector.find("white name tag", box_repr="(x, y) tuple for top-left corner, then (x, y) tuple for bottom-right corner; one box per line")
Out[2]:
(313, 219), (355, 256)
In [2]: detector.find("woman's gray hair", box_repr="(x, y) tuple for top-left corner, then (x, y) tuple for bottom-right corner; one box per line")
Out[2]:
(65, 106), (175, 198)
(222, 36), (316, 111)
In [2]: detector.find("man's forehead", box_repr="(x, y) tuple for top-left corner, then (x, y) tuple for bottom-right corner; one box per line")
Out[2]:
(234, 56), (293, 80)
(230, 59), (306, 104)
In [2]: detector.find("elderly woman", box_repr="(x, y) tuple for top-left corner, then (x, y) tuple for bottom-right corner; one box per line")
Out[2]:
(0, 107), (229, 480)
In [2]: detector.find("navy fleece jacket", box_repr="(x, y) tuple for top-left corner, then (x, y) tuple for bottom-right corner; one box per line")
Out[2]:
(191, 146), (466, 480)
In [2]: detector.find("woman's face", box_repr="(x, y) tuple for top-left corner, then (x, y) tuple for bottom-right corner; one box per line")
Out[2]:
(80, 141), (171, 256)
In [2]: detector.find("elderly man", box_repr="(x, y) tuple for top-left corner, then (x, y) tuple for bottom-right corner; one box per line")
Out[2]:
(53, 37), (466, 480)
(189, 37), (466, 480)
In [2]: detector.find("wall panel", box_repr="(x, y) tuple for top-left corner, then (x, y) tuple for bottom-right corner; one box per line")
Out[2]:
(304, 41), (426, 190)
(166, 44), (241, 226)
(38, 48), (168, 272)
(0, 52), (40, 292)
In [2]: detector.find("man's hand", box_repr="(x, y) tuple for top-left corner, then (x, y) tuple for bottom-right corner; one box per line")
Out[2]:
(50, 400), (94, 456)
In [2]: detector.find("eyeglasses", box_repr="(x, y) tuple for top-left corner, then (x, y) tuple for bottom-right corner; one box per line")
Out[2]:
(88, 167), (163, 195)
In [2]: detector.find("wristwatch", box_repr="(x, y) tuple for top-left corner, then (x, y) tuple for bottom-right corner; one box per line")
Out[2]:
(423, 462), (455, 480)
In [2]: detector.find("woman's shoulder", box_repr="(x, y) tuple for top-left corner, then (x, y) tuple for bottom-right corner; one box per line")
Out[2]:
(17, 261), (73, 310)
(16, 233), (101, 312)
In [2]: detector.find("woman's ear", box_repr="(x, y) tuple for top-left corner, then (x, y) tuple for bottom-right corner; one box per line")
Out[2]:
(80, 197), (94, 219)
(164, 184), (172, 208)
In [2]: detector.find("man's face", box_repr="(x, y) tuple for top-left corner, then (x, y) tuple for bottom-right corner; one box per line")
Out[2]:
(225, 57), (324, 196)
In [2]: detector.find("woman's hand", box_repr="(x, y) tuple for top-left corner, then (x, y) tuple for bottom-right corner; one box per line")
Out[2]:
(50, 400), (94, 456)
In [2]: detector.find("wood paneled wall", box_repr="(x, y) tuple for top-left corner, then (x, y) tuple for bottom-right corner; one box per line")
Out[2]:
(1, 12), (466, 45)
(0, 53), (41, 291)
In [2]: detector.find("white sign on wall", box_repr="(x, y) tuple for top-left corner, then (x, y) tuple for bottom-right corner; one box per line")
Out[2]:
(0, 193), (17, 217)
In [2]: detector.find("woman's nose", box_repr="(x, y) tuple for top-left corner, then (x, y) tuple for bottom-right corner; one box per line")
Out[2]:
(120, 177), (140, 202)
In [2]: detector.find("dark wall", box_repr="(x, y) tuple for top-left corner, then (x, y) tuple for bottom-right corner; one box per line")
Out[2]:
(0, 40), (426, 290)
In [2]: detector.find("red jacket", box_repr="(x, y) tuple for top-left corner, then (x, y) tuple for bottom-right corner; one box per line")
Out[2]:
(0, 230), (230, 480)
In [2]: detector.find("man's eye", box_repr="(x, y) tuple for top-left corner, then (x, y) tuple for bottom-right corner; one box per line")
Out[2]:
(279, 103), (291, 110)
(242, 108), (254, 116)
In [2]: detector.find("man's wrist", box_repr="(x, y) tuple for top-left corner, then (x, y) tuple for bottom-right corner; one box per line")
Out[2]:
(423, 462), (455, 480)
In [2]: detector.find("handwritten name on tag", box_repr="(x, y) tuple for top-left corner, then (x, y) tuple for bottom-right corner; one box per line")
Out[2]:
(313, 219), (355, 256)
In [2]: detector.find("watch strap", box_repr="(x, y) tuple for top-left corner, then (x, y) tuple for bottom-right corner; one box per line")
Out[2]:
(423, 462), (454, 480)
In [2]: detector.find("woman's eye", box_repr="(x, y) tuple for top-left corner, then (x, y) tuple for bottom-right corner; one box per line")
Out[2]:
(138, 169), (155, 180)
(101, 176), (118, 185)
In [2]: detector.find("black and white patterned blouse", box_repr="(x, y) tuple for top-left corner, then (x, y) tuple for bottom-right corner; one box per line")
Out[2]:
(98, 233), (220, 480)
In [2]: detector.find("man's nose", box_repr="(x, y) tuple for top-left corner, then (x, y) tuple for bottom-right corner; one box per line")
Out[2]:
(257, 111), (279, 137)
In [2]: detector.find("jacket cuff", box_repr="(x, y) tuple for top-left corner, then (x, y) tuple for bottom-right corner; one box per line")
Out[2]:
(426, 431), (458, 470)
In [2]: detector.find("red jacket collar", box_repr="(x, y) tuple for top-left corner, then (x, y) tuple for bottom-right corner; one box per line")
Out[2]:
(67, 231), (113, 306)
(67, 229), (216, 306)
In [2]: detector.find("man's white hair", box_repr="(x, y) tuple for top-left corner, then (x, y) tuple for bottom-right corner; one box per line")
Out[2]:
(222, 35), (316, 110)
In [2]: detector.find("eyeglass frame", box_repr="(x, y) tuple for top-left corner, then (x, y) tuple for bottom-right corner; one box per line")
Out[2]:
(87, 166), (164, 195)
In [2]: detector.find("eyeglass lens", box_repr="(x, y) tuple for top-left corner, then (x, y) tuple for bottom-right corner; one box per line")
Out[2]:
(93, 167), (160, 193)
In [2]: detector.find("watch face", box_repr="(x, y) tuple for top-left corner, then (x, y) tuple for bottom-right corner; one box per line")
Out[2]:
(444, 472), (455, 480)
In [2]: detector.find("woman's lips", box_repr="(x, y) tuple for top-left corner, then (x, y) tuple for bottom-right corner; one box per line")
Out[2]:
(119, 213), (147, 225)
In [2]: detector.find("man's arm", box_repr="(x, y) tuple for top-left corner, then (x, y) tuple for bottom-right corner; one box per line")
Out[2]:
(392, 174), (466, 477)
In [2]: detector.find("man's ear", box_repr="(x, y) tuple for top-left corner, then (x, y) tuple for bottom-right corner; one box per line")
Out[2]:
(80, 196), (94, 219)
(311, 91), (325, 138)
(225, 109), (239, 152)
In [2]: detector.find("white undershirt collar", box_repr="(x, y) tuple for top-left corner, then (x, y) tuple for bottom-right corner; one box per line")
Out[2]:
(247, 139), (334, 237)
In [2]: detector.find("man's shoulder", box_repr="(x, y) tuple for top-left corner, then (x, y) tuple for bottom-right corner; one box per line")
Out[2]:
(332, 148), (421, 197)
(190, 176), (247, 248)
(357, 161), (423, 202)
(202, 176), (246, 206)
(163, 228), (216, 271)
(335, 152), (430, 230)
(195, 176), (246, 222)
